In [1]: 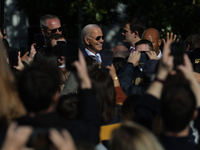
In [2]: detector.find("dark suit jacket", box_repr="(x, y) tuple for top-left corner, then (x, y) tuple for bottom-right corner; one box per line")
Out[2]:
(188, 48), (200, 64)
(81, 48), (102, 58)
(118, 60), (158, 96)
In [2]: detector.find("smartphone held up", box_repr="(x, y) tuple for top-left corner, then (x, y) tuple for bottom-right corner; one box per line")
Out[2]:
(170, 40), (185, 69)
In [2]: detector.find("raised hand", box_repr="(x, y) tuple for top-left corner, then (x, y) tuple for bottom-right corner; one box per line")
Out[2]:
(49, 129), (77, 150)
(128, 51), (141, 66)
(1, 122), (33, 150)
(162, 32), (179, 45)
(146, 51), (159, 60)
(13, 51), (24, 71)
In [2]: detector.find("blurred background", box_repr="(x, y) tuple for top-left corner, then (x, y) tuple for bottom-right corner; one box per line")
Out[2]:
(2, 0), (200, 51)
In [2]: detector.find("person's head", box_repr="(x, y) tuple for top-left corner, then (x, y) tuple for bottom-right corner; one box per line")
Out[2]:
(185, 34), (200, 51)
(122, 18), (146, 47)
(142, 28), (161, 55)
(47, 34), (66, 47)
(160, 82), (197, 133)
(89, 69), (116, 123)
(17, 53), (61, 114)
(121, 95), (141, 121)
(111, 45), (129, 59)
(135, 39), (153, 52)
(56, 94), (79, 120)
(81, 24), (104, 54)
(40, 14), (62, 39)
(85, 56), (100, 72)
(109, 121), (164, 150)
(112, 57), (127, 75)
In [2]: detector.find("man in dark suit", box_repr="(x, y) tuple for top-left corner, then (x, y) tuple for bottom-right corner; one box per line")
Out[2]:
(81, 24), (104, 63)
(118, 39), (159, 96)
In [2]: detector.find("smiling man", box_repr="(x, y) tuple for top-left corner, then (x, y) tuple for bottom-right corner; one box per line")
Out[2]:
(81, 24), (104, 63)
(122, 18), (146, 52)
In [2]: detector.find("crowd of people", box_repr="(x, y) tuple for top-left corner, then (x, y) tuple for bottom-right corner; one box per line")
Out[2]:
(0, 14), (200, 150)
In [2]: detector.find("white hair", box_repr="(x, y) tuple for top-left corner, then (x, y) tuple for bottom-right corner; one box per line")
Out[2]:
(81, 24), (100, 45)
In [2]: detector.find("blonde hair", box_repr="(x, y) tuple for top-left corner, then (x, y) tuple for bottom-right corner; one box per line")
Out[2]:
(110, 121), (164, 150)
(0, 39), (26, 130)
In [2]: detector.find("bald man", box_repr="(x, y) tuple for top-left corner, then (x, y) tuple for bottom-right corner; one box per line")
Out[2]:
(111, 45), (129, 59)
(142, 28), (162, 58)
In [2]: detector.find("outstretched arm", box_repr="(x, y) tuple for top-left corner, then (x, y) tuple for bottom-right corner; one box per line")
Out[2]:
(146, 39), (174, 99)
(118, 51), (142, 96)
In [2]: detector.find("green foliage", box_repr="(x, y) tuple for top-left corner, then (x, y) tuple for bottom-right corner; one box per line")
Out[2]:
(124, 0), (200, 39)
(16, 0), (200, 39)
(16, 0), (121, 27)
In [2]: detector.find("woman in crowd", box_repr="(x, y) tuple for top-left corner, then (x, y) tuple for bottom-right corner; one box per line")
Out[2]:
(109, 121), (164, 150)
(0, 39), (26, 130)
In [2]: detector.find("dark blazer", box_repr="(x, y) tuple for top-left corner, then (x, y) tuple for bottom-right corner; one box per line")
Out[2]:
(188, 48), (200, 64)
(118, 60), (158, 96)
(81, 48), (102, 57)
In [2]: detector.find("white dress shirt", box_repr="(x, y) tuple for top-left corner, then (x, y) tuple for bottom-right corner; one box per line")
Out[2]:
(85, 48), (102, 63)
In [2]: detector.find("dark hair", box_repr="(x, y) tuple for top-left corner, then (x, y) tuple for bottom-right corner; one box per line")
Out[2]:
(85, 56), (100, 72)
(112, 57), (127, 75)
(160, 82), (196, 133)
(17, 53), (61, 113)
(135, 39), (153, 51)
(89, 69), (116, 124)
(124, 18), (146, 38)
(122, 94), (141, 121)
(46, 34), (65, 47)
(56, 94), (79, 120)
(185, 34), (200, 50)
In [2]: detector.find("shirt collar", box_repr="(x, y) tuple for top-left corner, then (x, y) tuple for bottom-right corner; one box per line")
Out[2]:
(85, 48), (102, 62)
(157, 50), (162, 59)
(130, 46), (135, 51)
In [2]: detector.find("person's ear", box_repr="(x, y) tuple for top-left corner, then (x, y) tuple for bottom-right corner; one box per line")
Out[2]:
(134, 31), (139, 38)
(192, 110), (198, 120)
(186, 44), (190, 51)
(52, 91), (59, 105)
(41, 29), (45, 35)
(158, 39), (162, 47)
(84, 37), (90, 45)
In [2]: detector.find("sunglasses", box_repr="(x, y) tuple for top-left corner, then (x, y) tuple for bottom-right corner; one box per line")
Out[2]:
(89, 35), (104, 41)
(49, 27), (62, 34)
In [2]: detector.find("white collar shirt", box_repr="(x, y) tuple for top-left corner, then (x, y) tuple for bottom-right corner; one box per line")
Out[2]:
(85, 48), (102, 63)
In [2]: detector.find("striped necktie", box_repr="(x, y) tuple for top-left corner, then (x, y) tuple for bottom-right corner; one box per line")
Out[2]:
(130, 47), (135, 53)
(95, 55), (101, 63)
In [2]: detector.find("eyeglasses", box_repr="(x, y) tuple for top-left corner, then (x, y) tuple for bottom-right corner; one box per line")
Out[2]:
(49, 27), (62, 34)
(88, 35), (104, 41)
